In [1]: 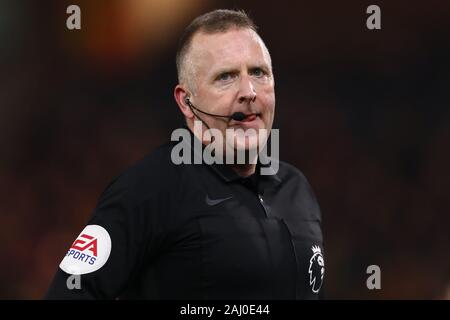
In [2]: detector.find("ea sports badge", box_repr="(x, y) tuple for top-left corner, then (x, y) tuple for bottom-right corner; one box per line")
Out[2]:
(59, 225), (112, 275)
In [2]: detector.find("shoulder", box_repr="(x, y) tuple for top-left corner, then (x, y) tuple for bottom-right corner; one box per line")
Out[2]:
(277, 160), (322, 221)
(277, 160), (310, 186)
(96, 142), (181, 207)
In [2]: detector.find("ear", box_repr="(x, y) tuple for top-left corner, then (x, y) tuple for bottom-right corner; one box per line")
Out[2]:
(174, 85), (194, 119)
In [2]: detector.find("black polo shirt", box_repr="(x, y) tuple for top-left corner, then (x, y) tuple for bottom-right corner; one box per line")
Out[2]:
(46, 129), (325, 300)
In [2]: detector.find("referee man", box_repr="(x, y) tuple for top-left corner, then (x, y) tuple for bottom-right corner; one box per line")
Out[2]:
(46, 9), (325, 299)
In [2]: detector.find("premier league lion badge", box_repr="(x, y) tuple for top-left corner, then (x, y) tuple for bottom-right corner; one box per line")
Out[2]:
(308, 245), (325, 293)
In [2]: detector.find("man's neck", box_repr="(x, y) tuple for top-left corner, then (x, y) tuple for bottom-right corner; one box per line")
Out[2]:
(229, 163), (257, 177)
(186, 122), (258, 177)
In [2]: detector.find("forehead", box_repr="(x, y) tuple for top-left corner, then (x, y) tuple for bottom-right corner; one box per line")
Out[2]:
(188, 28), (271, 75)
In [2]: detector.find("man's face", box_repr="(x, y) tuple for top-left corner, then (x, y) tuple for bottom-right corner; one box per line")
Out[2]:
(186, 28), (275, 152)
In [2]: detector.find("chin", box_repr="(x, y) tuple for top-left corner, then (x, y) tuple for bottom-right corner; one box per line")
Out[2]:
(234, 138), (259, 151)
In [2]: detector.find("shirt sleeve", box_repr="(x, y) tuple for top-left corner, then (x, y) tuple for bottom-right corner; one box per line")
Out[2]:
(45, 177), (150, 299)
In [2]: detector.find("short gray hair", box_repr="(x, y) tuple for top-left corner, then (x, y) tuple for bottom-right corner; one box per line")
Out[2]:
(175, 9), (258, 90)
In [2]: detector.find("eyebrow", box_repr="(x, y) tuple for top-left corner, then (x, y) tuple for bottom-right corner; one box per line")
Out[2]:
(210, 63), (271, 79)
(212, 67), (239, 78)
(248, 64), (271, 72)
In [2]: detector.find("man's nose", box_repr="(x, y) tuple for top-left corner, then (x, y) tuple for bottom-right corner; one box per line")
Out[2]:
(238, 77), (256, 104)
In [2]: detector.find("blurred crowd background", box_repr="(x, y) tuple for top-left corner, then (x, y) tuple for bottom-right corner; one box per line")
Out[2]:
(0, 0), (449, 299)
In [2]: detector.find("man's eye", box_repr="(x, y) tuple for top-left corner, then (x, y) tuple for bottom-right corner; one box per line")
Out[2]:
(218, 73), (233, 81)
(251, 68), (265, 77)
